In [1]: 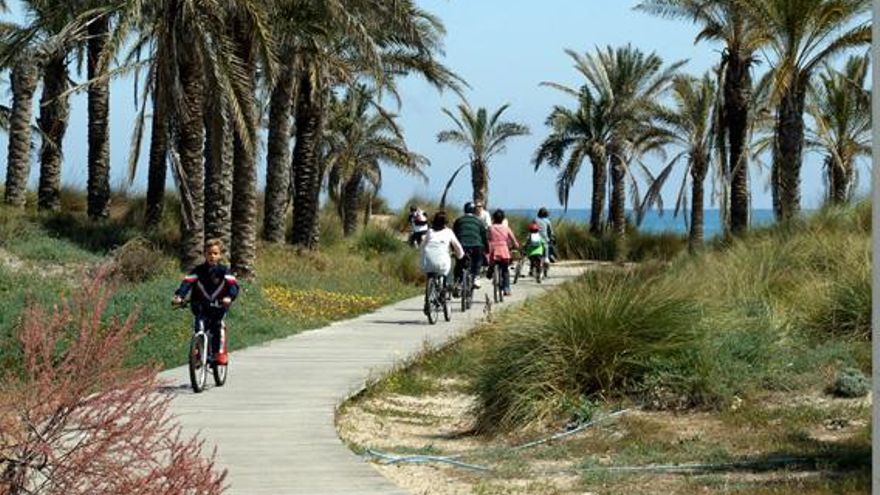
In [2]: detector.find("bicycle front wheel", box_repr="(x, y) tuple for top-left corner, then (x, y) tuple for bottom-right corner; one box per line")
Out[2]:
(188, 333), (208, 393)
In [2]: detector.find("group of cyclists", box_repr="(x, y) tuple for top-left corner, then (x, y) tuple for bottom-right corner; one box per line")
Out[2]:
(170, 202), (556, 391)
(411, 201), (555, 318)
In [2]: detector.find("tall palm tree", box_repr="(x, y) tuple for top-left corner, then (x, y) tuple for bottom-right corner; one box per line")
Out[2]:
(228, 5), (275, 277)
(285, 0), (461, 249)
(535, 82), (611, 234)
(3, 59), (39, 208)
(324, 86), (428, 236)
(642, 73), (717, 251)
(73, 0), (119, 219)
(113, 0), (265, 269)
(636, 0), (768, 235)
(738, 0), (870, 220)
(1, 1), (86, 211)
(262, 59), (295, 243)
(437, 101), (529, 207)
(806, 54), (871, 204)
(561, 45), (683, 235)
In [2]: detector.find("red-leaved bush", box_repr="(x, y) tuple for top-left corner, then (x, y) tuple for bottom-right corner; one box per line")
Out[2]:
(0, 271), (226, 494)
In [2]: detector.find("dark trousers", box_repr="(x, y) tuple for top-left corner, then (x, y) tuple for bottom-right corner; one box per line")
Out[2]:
(454, 246), (484, 283)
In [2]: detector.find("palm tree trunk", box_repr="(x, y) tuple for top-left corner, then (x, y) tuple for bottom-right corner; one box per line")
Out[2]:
(608, 146), (626, 236)
(341, 171), (362, 237)
(204, 99), (233, 249)
(471, 158), (488, 206)
(4, 60), (39, 207)
(773, 81), (807, 222)
(262, 63), (295, 243)
(290, 74), (324, 249)
(363, 190), (372, 228)
(145, 90), (168, 228)
(177, 52), (206, 271)
(588, 146), (607, 234)
(827, 155), (850, 205)
(230, 28), (258, 276)
(724, 52), (751, 235)
(87, 15), (111, 220)
(37, 55), (69, 212)
(689, 158), (707, 253)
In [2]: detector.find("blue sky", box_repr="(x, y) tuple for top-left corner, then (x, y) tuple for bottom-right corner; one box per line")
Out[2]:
(0, 1), (865, 211)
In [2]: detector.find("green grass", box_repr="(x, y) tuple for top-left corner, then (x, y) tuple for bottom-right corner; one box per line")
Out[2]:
(0, 196), (423, 371)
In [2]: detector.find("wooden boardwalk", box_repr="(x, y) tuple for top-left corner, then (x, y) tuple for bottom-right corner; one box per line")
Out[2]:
(161, 263), (589, 494)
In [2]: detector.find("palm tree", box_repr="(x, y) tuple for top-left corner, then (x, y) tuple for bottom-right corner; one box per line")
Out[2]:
(324, 86), (428, 236)
(642, 73), (717, 251)
(285, 0), (461, 249)
(1, 1), (86, 211)
(437, 101), (529, 207)
(229, 6), (275, 277)
(535, 82), (611, 234)
(560, 45), (683, 235)
(738, 0), (870, 221)
(636, 0), (768, 235)
(806, 54), (871, 204)
(74, 0), (119, 219)
(3, 58), (39, 208)
(262, 59), (295, 243)
(113, 0), (265, 269)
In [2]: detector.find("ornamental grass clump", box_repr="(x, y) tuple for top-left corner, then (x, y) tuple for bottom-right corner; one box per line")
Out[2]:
(473, 269), (703, 433)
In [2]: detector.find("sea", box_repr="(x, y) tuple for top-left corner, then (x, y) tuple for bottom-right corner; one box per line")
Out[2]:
(505, 209), (777, 237)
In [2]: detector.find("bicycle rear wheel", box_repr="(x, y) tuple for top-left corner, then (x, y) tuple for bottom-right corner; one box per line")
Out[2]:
(425, 276), (439, 324)
(188, 333), (208, 393)
(460, 274), (469, 312)
(493, 267), (503, 303)
(513, 257), (523, 284)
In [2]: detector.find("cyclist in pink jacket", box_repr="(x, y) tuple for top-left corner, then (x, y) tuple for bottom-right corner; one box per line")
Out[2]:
(487, 209), (519, 296)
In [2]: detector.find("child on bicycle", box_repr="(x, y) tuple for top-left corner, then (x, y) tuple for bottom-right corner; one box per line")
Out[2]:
(524, 221), (548, 275)
(487, 209), (519, 296)
(172, 239), (239, 365)
(420, 211), (464, 290)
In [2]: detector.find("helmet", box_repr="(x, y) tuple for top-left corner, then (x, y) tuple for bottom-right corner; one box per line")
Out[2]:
(528, 222), (540, 232)
(463, 202), (475, 214)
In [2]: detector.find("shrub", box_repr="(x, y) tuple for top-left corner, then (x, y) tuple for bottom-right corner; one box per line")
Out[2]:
(473, 269), (703, 433)
(317, 209), (344, 248)
(830, 367), (870, 398)
(378, 247), (422, 285)
(109, 238), (162, 283)
(0, 271), (226, 494)
(355, 226), (403, 256)
(625, 231), (687, 262)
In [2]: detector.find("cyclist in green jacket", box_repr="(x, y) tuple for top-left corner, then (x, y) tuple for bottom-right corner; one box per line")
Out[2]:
(452, 202), (488, 290)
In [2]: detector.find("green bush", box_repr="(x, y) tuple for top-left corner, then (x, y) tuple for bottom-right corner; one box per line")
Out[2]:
(625, 231), (687, 262)
(385, 248), (422, 285)
(355, 226), (403, 256)
(473, 269), (703, 433)
(830, 367), (870, 398)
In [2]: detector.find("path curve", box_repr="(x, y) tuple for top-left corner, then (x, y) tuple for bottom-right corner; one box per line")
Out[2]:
(161, 262), (590, 494)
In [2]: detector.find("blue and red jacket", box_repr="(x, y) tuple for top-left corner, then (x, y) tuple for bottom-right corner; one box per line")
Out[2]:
(175, 263), (239, 318)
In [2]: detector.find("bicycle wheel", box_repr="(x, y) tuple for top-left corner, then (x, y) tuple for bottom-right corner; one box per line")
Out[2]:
(460, 275), (469, 312)
(212, 324), (228, 387)
(425, 276), (439, 324)
(535, 258), (542, 284)
(188, 332), (208, 393)
(442, 284), (451, 322)
(493, 267), (503, 303)
(513, 257), (523, 284)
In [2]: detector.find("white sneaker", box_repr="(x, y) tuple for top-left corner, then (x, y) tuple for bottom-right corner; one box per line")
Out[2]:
(473, 280), (481, 289)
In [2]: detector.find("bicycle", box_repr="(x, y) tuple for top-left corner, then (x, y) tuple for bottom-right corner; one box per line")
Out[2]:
(529, 254), (544, 283)
(458, 255), (474, 312)
(512, 249), (525, 285)
(424, 273), (450, 324)
(174, 300), (228, 393)
(490, 263), (504, 303)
